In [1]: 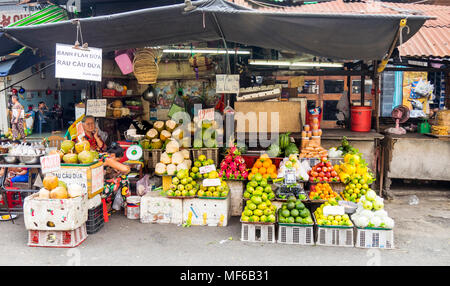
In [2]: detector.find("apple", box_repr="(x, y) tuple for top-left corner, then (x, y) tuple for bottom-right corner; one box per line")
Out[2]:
(322, 167), (328, 172)
(316, 167), (322, 172)
(319, 172), (325, 177)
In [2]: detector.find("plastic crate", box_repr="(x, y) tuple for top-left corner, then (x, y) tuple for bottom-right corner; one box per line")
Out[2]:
(355, 227), (394, 249)
(313, 214), (354, 247)
(241, 222), (276, 243)
(86, 205), (104, 234)
(191, 148), (219, 166)
(183, 196), (230, 226)
(28, 223), (87, 248)
(278, 225), (314, 245)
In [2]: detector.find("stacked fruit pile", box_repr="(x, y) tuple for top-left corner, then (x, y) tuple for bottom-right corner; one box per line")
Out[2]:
(155, 141), (191, 176)
(248, 154), (278, 180)
(55, 140), (98, 164)
(218, 144), (248, 180)
(278, 196), (313, 225)
(38, 174), (83, 200)
(241, 190), (277, 223)
(192, 118), (222, 148)
(143, 119), (190, 149)
(351, 190), (395, 229)
(243, 176), (275, 201)
(309, 183), (340, 201)
(197, 166), (230, 198)
(166, 169), (199, 197)
(189, 155), (216, 180)
(314, 198), (353, 226)
(335, 153), (375, 203)
(308, 158), (340, 183)
(267, 133), (299, 158)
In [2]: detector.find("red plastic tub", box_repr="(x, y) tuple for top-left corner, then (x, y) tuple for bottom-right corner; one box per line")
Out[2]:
(351, 106), (372, 132)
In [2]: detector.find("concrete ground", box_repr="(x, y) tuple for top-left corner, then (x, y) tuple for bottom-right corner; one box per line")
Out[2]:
(0, 186), (449, 266)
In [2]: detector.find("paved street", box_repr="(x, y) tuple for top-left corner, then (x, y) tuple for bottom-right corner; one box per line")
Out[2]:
(0, 187), (449, 266)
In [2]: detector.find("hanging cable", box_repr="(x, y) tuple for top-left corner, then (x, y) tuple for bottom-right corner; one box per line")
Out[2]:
(212, 12), (231, 74)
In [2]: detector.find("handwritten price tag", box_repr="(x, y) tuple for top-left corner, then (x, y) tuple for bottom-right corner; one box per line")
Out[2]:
(199, 164), (216, 174)
(197, 108), (215, 121)
(40, 154), (61, 174)
(202, 178), (221, 187)
(323, 206), (345, 217)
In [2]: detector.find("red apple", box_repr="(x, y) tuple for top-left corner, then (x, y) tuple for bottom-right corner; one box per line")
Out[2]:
(319, 172), (325, 177)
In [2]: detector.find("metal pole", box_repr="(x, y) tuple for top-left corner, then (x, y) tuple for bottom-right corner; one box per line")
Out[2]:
(361, 74), (365, 107)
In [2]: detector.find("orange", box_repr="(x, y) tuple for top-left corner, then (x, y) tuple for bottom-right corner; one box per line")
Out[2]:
(267, 165), (276, 174)
(263, 174), (270, 179)
(254, 161), (263, 169)
(259, 167), (267, 174)
(262, 161), (271, 169)
(248, 173), (254, 180)
(251, 167), (259, 174)
(270, 173), (277, 179)
(260, 154), (269, 160)
(266, 158), (272, 165)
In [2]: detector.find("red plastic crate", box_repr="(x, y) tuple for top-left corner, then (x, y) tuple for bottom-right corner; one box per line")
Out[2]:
(102, 89), (124, 97)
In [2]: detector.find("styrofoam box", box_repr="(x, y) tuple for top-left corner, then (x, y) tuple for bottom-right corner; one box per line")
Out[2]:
(227, 180), (244, 216)
(316, 226), (354, 247)
(140, 192), (183, 224)
(23, 192), (89, 231)
(355, 228), (394, 249)
(28, 223), (87, 248)
(278, 225), (314, 245)
(88, 194), (102, 210)
(183, 197), (230, 227)
(241, 223), (276, 243)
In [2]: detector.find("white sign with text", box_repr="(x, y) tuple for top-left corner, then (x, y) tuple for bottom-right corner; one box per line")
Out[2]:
(55, 43), (102, 82)
(86, 99), (107, 117)
(216, 74), (239, 94)
(40, 154), (61, 174)
(323, 206), (345, 217)
(202, 178), (221, 187)
(199, 165), (216, 175)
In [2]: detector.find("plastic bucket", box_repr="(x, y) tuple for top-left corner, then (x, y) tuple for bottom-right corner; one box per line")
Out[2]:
(351, 106), (372, 132)
(126, 196), (141, 219)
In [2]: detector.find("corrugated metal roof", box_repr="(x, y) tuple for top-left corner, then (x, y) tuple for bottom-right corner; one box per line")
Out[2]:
(229, 0), (450, 58)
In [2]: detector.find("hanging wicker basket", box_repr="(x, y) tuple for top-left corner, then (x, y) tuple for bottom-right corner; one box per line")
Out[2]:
(133, 48), (162, 85)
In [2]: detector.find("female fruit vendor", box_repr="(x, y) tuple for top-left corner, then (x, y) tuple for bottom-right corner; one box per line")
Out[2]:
(101, 142), (131, 212)
(76, 115), (106, 152)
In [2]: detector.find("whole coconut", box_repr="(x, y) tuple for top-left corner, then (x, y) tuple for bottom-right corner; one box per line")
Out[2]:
(43, 175), (59, 191)
(78, 150), (94, 164)
(60, 140), (75, 153)
(50, 186), (69, 199)
(63, 153), (78, 164)
(75, 141), (90, 154)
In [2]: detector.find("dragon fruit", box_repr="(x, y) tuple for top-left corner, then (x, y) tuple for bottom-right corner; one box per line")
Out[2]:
(239, 164), (246, 173)
(225, 155), (233, 164)
(225, 169), (232, 179)
(234, 170), (240, 179)
(218, 170), (224, 177)
(220, 161), (228, 170)
(229, 162), (237, 171)
(242, 170), (249, 179)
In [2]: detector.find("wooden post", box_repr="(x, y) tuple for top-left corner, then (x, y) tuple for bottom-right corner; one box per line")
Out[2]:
(372, 60), (380, 132)
(346, 75), (351, 128)
(360, 74), (365, 107)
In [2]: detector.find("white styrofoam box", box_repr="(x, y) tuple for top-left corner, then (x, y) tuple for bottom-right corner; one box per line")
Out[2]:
(88, 194), (102, 210)
(277, 225), (314, 245)
(140, 192), (183, 224)
(183, 197), (230, 227)
(316, 226), (354, 247)
(23, 192), (88, 231)
(355, 228), (394, 249)
(28, 223), (87, 248)
(227, 180), (244, 216)
(241, 223), (276, 243)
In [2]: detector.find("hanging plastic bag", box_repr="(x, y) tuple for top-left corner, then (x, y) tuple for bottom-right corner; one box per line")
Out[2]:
(112, 190), (123, 211)
(136, 174), (150, 196)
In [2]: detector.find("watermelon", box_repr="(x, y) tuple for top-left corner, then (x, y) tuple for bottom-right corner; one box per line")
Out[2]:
(279, 133), (291, 150)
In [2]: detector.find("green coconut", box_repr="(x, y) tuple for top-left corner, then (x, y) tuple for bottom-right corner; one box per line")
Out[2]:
(63, 153), (78, 164)
(151, 138), (163, 149)
(165, 119), (177, 133)
(61, 140), (75, 154)
(145, 128), (159, 140)
(153, 121), (165, 133)
(160, 130), (172, 141)
(90, 150), (99, 160)
(78, 150), (94, 164)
